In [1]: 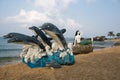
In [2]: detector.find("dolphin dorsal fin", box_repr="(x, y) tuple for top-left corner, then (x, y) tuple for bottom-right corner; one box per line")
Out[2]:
(60, 29), (66, 34)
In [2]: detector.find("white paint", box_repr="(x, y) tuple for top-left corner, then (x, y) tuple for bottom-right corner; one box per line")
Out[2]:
(44, 30), (64, 50)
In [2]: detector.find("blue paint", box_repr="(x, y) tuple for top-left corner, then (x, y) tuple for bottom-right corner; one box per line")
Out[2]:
(22, 50), (75, 68)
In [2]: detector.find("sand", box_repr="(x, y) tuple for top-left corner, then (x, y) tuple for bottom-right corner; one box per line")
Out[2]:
(0, 46), (120, 80)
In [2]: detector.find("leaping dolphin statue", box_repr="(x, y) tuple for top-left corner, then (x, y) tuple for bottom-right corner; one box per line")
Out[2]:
(29, 26), (67, 48)
(40, 23), (68, 50)
(29, 26), (52, 48)
(3, 33), (45, 49)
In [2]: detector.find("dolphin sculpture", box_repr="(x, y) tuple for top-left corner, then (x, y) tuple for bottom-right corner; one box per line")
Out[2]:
(29, 26), (52, 48)
(29, 26), (67, 48)
(3, 33), (45, 49)
(40, 23), (68, 50)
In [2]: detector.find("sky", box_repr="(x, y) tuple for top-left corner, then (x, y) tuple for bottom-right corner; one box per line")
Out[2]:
(0, 0), (120, 38)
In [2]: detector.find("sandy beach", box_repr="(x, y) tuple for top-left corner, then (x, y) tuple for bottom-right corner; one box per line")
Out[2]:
(0, 46), (120, 80)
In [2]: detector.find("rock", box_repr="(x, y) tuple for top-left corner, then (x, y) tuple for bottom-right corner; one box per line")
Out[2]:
(72, 45), (93, 55)
(46, 60), (62, 68)
(114, 42), (120, 46)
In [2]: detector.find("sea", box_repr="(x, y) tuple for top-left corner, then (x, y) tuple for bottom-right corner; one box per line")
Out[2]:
(0, 37), (115, 66)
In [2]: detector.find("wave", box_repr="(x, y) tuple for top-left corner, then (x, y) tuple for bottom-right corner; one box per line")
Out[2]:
(0, 56), (20, 59)
(0, 48), (22, 51)
(0, 56), (21, 66)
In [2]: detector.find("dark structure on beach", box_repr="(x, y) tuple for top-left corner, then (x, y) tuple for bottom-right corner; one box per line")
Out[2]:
(93, 36), (107, 41)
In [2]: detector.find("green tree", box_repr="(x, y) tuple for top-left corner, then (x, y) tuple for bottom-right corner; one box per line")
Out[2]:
(108, 31), (115, 39)
(116, 33), (120, 38)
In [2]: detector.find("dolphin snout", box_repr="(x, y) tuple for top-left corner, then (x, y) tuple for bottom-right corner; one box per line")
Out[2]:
(29, 27), (32, 29)
(29, 26), (37, 30)
(3, 35), (9, 39)
(29, 26), (34, 29)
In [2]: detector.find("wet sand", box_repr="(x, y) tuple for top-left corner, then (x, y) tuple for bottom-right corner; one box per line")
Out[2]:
(0, 46), (120, 80)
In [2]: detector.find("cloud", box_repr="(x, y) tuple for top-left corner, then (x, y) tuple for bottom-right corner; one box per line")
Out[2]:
(34, 0), (76, 9)
(32, 0), (80, 29)
(5, 9), (81, 30)
(4, 0), (82, 36)
(66, 19), (82, 29)
(6, 9), (51, 24)
(32, 0), (77, 19)
(34, 0), (56, 10)
(52, 18), (82, 29)
(61, 0), (76, 7)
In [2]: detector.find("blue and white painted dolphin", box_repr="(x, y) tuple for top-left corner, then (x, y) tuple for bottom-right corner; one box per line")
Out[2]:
(4, 33), (48, 68)
(29, 26), (52, 48)
(3, 32), (44, 49)
(40, 23), (68, 50)
(40, 23), (75, 65)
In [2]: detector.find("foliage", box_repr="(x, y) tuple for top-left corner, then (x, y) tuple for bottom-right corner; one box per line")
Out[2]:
(108, 31), (115, 38)
(116, 33), (120, 38)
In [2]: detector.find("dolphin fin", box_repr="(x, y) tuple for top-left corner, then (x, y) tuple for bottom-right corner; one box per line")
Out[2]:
(60, 29), (66, 34)
(54, 28), (66, 35)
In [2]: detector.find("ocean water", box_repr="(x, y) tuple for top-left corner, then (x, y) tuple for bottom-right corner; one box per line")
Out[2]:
(0, 37), (116, 57)
(93, 41), (115, 46)
(0, 37), (115, 66)
(0, 37), (22, 57)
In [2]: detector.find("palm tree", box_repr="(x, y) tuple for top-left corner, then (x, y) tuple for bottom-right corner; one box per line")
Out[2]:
(116, 33), (120, 38)
(108, 31), (115, 39)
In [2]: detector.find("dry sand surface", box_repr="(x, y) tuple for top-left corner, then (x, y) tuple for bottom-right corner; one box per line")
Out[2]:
(0, 46), (120, 80)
